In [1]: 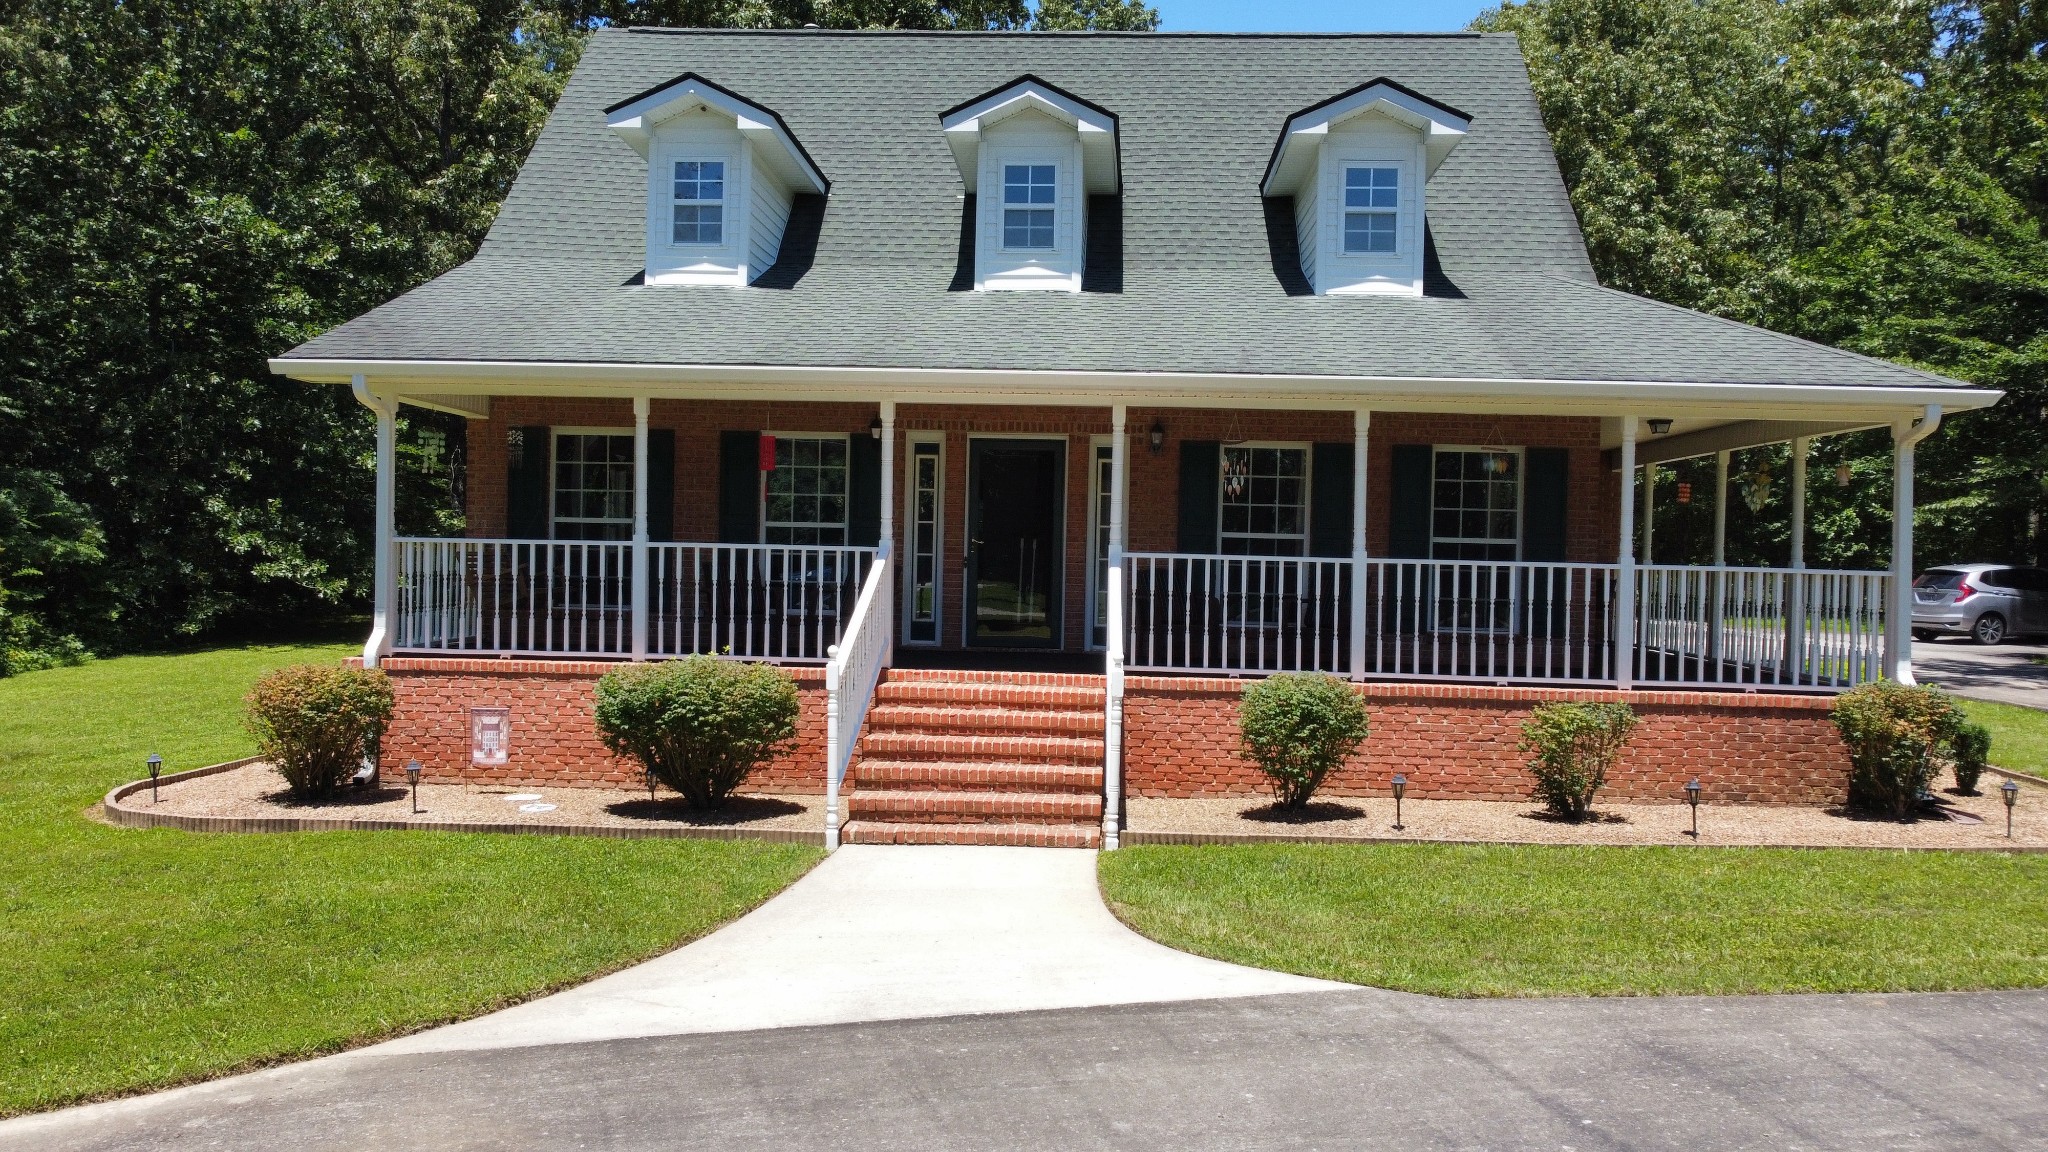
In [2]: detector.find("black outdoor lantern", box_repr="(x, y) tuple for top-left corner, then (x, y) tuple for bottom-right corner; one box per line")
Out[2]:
(1391, 774), (1407, 831)
(1647, 418), (1674, 436)
(1148, 420), (1166, 454)
(868, 416), (883, 440)
(405, 759), (423, 814)
(1685, 777), (1702, 839)
(147, 753), (163, 804)
(2003, 778), (2021, 839)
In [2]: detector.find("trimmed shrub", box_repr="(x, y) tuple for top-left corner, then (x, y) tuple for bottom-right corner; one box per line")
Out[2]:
(245, 664), (394, 800)
(1238, 673), (1369, 809)
(1831, 680), (1967, 818)
(1949, 721), (1992, 795)
(594, 655), (799, 809)
(1518, 701), (1638, 821)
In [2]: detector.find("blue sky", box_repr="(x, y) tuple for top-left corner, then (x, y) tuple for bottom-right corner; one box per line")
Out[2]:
(1157, 0), (1493, 34)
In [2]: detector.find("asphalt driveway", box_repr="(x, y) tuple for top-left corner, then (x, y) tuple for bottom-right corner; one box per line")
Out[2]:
(1914, 637), (2048, 710)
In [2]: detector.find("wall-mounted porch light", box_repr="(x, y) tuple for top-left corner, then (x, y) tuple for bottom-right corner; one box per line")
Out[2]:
(1647, 418), (1673, 435)
(1148, 420), (1166, 454)
(868, 416), (883, 440)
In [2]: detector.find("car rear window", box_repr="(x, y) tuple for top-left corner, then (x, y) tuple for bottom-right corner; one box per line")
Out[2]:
(1916, 570), (1968, 590)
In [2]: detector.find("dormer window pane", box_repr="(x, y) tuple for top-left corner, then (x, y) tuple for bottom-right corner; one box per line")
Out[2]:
(670, 160), (725, 245)
(1342, 166), (1399, 255)
(1002, 164), (1056, 249)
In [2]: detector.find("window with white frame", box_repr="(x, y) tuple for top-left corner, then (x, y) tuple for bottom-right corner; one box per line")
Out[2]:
(904, 439), (942, 644)
(552, 432), (634, 540)
(1218, 445), (1308, 556)
(670, 159), (725, 245)
(1002, 163), (1056, 249)
(1343, 166), (1400, 254)
(764, 435), (849, 545)
(1430, 447), (1520, 561)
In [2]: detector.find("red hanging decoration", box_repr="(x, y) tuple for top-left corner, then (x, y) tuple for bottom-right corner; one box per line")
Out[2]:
(1676, 481), (1692, 505)
(758, 434), (777, 472)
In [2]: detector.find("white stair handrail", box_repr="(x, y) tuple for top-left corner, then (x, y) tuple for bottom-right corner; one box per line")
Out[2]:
(824, 543), (892, 850)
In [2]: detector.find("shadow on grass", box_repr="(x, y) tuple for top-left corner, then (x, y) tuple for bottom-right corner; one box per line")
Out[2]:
(604, 795), (808, 826)
(1240, 801), (1368, 824)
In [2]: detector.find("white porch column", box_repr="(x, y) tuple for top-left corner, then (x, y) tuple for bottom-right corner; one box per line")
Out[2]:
(1349, 408), (1370, 681)
(1641, 461), (1656, 565)
(353, 376), (398, 668)
(630, 396), (651, 661)
(1615, 417), (1638, 690)
(879, 400), (896, 668)
(1712, 450), (1731, 566)
(1104, 403), (1128, 850)
(1889, 407), (1941, 684)
(1786, 437), (1810, 683)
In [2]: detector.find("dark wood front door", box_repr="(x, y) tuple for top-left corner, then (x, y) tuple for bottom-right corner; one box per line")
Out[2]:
(966, 439), (1065, 648)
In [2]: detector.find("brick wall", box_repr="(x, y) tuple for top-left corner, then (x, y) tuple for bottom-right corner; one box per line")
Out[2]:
(464, 398), (1617, 654)
(373, 657), (826, 793)
(1123, 677), (1850, 806)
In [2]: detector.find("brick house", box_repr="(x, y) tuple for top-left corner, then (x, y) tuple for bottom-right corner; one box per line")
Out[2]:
(272, 29), (1999, 847)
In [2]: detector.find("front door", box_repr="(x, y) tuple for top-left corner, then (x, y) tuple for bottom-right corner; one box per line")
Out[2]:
(966, 438), (1065, 647)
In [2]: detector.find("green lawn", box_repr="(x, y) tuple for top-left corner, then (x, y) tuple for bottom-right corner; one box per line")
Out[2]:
(1100, 843), (2048, 997)
(0, 643), (821, 1117)
(1958, 697), (2048, 780)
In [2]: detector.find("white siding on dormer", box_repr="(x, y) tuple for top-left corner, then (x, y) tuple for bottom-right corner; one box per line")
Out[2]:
(749, 163), (792, 280)
(1313, 113), (1427, 296)
(975, 109), (1085, 293)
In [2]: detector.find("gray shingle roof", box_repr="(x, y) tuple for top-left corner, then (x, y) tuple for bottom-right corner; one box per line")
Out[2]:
(281, 29), (1965, 392)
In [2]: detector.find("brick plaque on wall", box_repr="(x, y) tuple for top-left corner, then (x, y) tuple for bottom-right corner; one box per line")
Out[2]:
(471, 706), (510, 767)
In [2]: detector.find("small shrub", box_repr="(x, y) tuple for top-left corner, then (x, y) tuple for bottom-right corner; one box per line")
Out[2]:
(1238, 673), (1369, 809)
(245, 664), (394, 800)
(1831, 680), (1967, 818)
(1949, 721), (1992, 795)
(594, 656), (799, 809)
(1518, 701), (1638, 821)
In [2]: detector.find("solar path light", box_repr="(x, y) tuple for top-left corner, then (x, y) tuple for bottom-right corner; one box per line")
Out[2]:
(406, 760), (423, 814)
(1391, 774), (1407, 831)
(147, 754), (163, 804)
(2003, 779), (2020, 839)
(1685, 777), (1702, 839)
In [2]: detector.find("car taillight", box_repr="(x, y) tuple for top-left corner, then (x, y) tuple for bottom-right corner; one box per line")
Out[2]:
(1956, 581), (1976, 599)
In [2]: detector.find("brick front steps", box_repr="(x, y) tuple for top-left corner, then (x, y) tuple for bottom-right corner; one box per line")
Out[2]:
(843, 668), (1107, 848)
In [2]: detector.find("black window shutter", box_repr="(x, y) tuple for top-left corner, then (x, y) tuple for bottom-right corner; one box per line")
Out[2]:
(1309, 442), (1353, 557)
(506, 425), (550, 539)
(718, 431), (761, 544)
(1523, 447), (1569, 562)
(848, 433), (882, 547)
(1177, 440), (1221, 553)
(647, 429), (676, 542)
(1387, 444), (1433, 558)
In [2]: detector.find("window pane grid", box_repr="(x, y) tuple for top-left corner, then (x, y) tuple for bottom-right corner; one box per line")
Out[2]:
(910, 445), (940, 632)
(1002, 164), (1056, 249)
(671, 160), (725, 245)
(1343, 166), (1399, 255)
(553, 433), (634, 540)
(1218, 446), (1307, 556)
(764, 435), (849, 546)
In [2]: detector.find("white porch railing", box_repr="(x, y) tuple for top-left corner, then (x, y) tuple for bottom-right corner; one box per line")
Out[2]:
(1125, 553), (1351, 675)
(1634, 565), (1887, 689)
(392, 537), (876, 662)
(824, 545), (892, 849)
(1123, 554), (1888, 692)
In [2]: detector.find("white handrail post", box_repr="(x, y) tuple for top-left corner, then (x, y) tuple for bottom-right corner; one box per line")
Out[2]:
(878, 400), (896, 669)
(1103, 404), (1128, 850)
(824, 646), (843, 850)
(1615, 416), (1638, 690)
(1787, 437), (1809, 681)
(630, 396), (651, 661)
(1350, 408), (1370, 681)
(353, 376), (398, 668)
(1889, 406), (1941, 684)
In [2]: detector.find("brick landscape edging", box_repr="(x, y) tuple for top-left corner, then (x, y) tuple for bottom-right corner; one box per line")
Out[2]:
(102, 759), (826, 845)
(1119, 828), (2048, 854)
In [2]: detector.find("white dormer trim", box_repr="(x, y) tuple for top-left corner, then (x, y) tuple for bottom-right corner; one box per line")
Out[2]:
(607, 73), (827, 195)
(1263, 79), (1471, 298)
(939, 76), (1119, 195)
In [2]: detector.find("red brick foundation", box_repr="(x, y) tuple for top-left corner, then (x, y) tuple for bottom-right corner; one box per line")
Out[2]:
(1123, 677), (1852, 807)
(373, 658), (826, 793)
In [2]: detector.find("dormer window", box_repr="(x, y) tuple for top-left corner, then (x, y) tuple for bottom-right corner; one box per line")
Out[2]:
(1263, 79), (1470, 296)
(939, 76), (1119, 292)
(1003, 164), (1057, 249)
(606, 73), (828, 286)
(671, 160), (725, 245)
(1342, 166), (1400, 255)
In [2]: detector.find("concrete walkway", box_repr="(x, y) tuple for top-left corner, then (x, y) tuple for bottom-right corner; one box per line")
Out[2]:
(1915, 636), (2048, 710)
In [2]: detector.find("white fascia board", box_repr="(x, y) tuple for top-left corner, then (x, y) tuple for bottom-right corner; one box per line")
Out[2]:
(269, 357), (2000, 419)
(606, 78), (826, 194)
(1263, 82), (1473, 196)
(940, 81), (1118, 194)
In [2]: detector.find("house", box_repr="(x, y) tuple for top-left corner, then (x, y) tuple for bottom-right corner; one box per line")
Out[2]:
(271, 29), (2000, 848)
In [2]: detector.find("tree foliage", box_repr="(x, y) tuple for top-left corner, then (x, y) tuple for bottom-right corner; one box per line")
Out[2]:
(1477, 0), (2048, 570)
(0, 0), (1154, 672)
